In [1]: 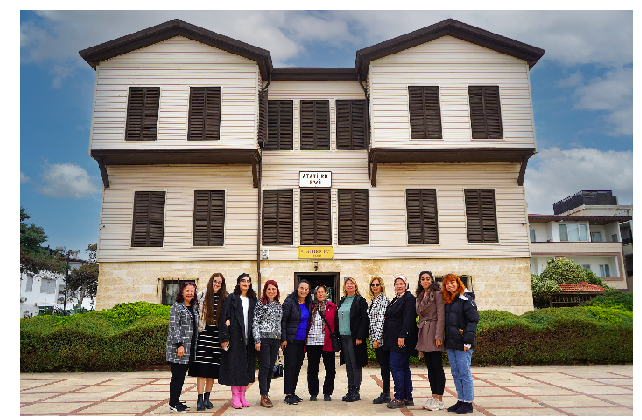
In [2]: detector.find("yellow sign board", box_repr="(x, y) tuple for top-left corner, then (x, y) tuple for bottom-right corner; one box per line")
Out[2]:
(298, 246), (334, 259)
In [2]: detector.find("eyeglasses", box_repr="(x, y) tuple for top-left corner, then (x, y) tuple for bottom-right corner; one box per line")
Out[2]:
(370, 283), (381, 287)
(212, 281), (222, 285)
(239, 279), (251, 284)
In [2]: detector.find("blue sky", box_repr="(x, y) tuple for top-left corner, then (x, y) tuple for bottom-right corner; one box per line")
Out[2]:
(18, 10), (633, 259)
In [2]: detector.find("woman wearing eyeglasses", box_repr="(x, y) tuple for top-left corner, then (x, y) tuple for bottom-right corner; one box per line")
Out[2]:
(415, 271), (446, 411)
(166, 282), (199, 413)
(219, 274), (258, 409)
(367, 276), (391, 404)
(187, 273), (228, 411)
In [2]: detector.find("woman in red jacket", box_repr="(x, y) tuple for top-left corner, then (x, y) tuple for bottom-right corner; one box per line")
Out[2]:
(306, 285), (338, 401)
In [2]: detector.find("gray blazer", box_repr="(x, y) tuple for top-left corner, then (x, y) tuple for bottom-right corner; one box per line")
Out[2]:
(165, 302), (198, 364)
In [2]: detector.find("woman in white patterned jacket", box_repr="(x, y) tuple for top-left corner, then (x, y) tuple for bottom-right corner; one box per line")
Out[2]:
(367, 276), (391, 404)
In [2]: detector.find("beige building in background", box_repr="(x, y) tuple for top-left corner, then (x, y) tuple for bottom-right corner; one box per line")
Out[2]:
(81, 19), (545, 314)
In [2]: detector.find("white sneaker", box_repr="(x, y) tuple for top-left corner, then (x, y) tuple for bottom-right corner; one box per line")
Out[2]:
(423, 397), (436, 410)
(430, 400), (445, 411)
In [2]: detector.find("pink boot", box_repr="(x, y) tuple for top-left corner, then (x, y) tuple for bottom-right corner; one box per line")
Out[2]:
(239, 386), (250, 407)
(230, 386), (242, 409)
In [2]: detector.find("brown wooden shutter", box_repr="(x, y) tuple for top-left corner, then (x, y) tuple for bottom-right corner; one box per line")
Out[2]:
(338, 189), (369, 245)
(300, 189), (331, 245)
(465, 189), (498, 243)
(408, 86), (442, 139)
(300, 100), (330, 150)
(336, 100), (367, 150)
(266, 100), (293, 150)
(406, 189), (439, 244)
(131, 191), (165, 247)
(468, 86), (503, 139)
(125, 87), (160, 141)
(188, 87), (221, 141)
(193, 190), (225, 246)
(257, 90), (268, 148)
(262, 190), (293, 245)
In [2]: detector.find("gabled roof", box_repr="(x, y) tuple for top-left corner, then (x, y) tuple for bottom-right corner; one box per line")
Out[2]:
(355, 18), (545, 79)
(558, 282), (606, 292)
(528, 214), (632, 225)
(79, 19), (273, 79)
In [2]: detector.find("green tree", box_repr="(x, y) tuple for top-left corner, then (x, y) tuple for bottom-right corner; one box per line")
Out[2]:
(20, 207), (65, 275)
(66, 244), (99, 309)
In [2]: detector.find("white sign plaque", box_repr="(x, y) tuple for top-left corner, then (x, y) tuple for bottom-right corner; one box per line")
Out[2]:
(299, 171), (332, 188)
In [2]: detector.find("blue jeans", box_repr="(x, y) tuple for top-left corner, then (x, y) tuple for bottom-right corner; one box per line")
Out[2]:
(389, 351), (412, 401)
(447, 349), (474, 402)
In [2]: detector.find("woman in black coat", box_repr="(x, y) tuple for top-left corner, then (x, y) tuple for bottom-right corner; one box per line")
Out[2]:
(219, 273), (258, 409)
(382, 275), (418, 409)
(335, 277), (369, 402)
(280, 280), (312, 405)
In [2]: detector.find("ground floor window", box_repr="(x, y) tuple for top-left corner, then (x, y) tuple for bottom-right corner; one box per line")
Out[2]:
(161, 278), (198, 305)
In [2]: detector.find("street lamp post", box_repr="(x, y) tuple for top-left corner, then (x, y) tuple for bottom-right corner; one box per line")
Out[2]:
(56, 247), (79, 312)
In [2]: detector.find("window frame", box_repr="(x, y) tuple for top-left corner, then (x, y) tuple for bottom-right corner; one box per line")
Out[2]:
(193, 190), (225, 247)
(125, 87), (161, 141)
(468, 85), (503, 139)
(300, 189), (332, 245)
(300, 100), (330, 150)
(187, 86), (222, 141)
(131, 191), (166, 248)
(265, 100), (294, 150)
(464, 189), (498, 243)
(408, 86), (442, 139)
(336, 99), (368, 150)
(338, 189), (369, 245)
(262, 189), (294, 246)
(406, 189), (439, 244)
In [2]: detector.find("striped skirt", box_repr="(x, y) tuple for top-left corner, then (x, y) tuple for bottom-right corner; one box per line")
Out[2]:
(187, 325), (222, 379)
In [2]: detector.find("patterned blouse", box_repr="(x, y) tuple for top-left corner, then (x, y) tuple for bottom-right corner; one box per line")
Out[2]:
(252, 300), (283, 343)
(367, 293), (390, 346)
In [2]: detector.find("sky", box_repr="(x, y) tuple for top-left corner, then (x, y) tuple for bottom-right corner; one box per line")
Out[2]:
(17, 9), (634, 260)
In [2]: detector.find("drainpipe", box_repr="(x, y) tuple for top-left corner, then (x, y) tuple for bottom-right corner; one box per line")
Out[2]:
(256, 78), (269, 298)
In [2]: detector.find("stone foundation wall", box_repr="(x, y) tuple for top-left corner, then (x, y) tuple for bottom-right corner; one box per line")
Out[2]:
(96, 258), (533, 314)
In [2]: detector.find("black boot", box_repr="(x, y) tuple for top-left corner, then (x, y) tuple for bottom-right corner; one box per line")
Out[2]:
(353, 386), (361, 401)
(197, 394), (205, 411)
(203, 392), (214, 409)
(342, 385), (354, 401)
(345, 385), (360, 402)
(373, 391), (390, 404)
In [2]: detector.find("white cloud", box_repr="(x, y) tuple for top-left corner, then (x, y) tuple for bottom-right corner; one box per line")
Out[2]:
(557, 71), (583, 88)
(36, 163), (99, 199)
(20, 172), (31, 184)
(524, 147), (632, 215)
(49, 64), (75, 89)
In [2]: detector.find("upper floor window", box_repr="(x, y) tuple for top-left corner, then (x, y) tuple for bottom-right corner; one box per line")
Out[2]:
(406, 189), (439, 244)
(590, 231), (602, 243)
(468, 86), (503, 139)
(188, 87), (221, 141)
(336, 100), (367, 149)
(559, 223), (588, 242)
(125, 87), (160, 141)
(300, 100), (330, 150)
(262, 190), (293, 245)
(338, 189), (369, 245)
(530, 229), (536, 242)
(40, 278), (56, 294)
(464, 189), (498, 243)
(408, 86), (442, 139)
(599, 264), (611, 277)
(25, 275), (33, 292)
(193, 190), (225, 246)
(266, 100), (293, 150)
(131, 191), (165, 247)
(300, 189), (331, 245)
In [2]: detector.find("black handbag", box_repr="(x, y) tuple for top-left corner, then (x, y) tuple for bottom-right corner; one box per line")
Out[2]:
(272, 352), (284, 378)
(319, 309), (341, 352)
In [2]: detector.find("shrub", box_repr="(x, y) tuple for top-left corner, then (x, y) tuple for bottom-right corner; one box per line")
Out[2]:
(530, 273), (560, 308)
(581, 291), (633, 311)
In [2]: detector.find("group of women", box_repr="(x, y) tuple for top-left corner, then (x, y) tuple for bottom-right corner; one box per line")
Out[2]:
(165, 271), (478, 415)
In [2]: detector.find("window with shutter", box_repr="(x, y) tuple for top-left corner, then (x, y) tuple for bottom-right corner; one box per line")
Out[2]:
(406, 189), (439, 244)
(336, 100), (367, 149)
(262, 190), (293, 245)
(131, 191), (165, 247)
(193, 190), (225, 246)
(464, 189), (498, 243)
(408, 86), (442, 139)
(266, 101), (293, 150)
(188, 87), (221, 140)
(468, 86), (503, 139)
(300, 100), (330, 150)
(300, 189), (332, 245)
(125, 87), (160, 141)
(338, 189), (369, 245)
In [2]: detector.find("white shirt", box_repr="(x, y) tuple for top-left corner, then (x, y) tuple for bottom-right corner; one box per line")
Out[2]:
(240, 296), (250, 338)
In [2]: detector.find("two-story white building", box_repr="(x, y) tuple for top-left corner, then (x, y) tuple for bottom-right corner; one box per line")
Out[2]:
(80, 19), (545, 314)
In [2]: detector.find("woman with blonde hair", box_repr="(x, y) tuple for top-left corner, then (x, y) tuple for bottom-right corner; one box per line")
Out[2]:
(367, 276), (391, 404)
(442, 274), (479, 415)
(336, 277), (369, 402)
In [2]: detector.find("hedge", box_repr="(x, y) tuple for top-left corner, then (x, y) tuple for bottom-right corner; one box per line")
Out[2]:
(21, 300), (632, 372)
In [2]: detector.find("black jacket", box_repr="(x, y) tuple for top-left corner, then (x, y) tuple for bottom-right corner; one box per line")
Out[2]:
(280, 292), (312, 343)
(218, 293), (257, 386)
(444, 291), (479, 351)
(336, 294), (369, 367)
(381, 291), (418, 356)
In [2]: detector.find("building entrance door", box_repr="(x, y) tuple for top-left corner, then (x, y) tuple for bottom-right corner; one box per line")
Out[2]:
(294, 272), (340, 304)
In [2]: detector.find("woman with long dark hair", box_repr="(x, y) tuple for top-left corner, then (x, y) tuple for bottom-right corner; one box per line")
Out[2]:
(415, 271), (446, 411)
(188, 273), (228, 411)
(306, 284), (338, 401)
(219, 273), (258, 409)
(280, 279), (312, 405)
(165, 282), (199, 413)
(253, 280), (282, 408)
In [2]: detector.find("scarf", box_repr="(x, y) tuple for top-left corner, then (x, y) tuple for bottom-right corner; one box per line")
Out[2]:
(311, 299), (326, 320)
(416, 289), (435, 317)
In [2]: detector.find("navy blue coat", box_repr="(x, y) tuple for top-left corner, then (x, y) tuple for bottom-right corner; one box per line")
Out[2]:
(381, 291), (418, 356)
(444, 291), (479, 351)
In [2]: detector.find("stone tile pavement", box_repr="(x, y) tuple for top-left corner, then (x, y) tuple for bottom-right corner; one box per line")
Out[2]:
(20, 362), (633, 416)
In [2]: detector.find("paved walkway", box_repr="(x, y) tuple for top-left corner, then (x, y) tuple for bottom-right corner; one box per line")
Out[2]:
(20, 362), (633, 416)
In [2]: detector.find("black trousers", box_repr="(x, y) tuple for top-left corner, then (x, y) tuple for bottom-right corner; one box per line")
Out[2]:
(283, 340), (306, 395)
(375, 347), (391, 393)
(424, 351), (446, 395)
(306, 345), (336, 396)
(169, 362), (190, 406)
(257, 338), (280, 396)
